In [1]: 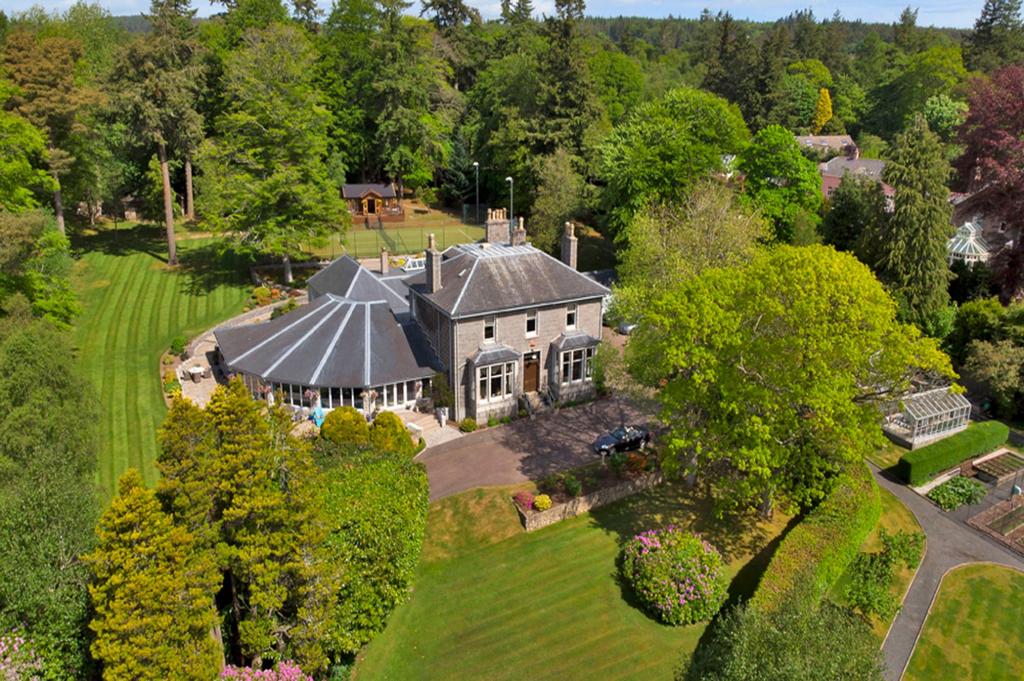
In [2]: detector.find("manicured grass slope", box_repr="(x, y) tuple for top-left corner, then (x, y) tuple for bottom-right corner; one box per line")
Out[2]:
(74, 227), (249, 497)
(905, 563), (1024, 681)
(356, 483), (790, 681)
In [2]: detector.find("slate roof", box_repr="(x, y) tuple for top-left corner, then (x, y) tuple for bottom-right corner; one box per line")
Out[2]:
(551, 330), (601, 351)
(408, 243), (610, 318)
(467, 344), (521, 365)
(796, 135), (855, 151)
(216, 295), (434, 388)
(821, 156), (886, 182)
(342, 183), (396, 199)
(307, 255), (409, 315)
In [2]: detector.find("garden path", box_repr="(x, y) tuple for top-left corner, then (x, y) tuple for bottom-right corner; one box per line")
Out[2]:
(872, 465), (1024, 680)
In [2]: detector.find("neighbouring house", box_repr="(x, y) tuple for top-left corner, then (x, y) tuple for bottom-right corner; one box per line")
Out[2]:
(951, 186), (1017, 255)
(215, 208), (609, 422)
(882, 387), (972, 450)
(947, 221), (992, 266)
(795, 134), (856, 159)
(819, 154), (895, 206)
(342, 183), (404, 223)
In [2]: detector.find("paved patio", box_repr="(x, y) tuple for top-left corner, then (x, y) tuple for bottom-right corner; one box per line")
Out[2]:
(415, 397), (648, 501)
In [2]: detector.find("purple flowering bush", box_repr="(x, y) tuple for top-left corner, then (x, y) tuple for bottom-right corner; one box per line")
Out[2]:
(621, 527), (728, 625)
(221, 661), (312, 680)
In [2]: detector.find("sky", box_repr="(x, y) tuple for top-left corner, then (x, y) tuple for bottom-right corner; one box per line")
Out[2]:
(0, 0), (989, 28)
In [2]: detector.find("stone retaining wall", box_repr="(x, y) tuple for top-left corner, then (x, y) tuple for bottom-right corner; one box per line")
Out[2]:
(517, 473), (663, 532)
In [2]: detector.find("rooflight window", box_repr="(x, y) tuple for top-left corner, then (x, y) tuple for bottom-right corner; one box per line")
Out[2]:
(484, 316), (496, 343)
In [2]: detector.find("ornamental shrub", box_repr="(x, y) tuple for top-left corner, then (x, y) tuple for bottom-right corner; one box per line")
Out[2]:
(513, 490), (534, 512)
(621, 527), (728, 625)
(170, 335), (187, 355)
(222, 661), (313, 680)
(562, 473), (582, 497)
(897, 421), (1009, 485)
(927, 476), (988, 510)
(534, 494), (552, 511)
(459, 417), (477, 432)
(369, 411), (415, 456)
(0, 631), (44, 679)
(321, 407), (370, 447)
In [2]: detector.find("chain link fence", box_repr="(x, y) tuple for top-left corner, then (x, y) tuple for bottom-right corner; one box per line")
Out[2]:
(304, 224), (487, 260)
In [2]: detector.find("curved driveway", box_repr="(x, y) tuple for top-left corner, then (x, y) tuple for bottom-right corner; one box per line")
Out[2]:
(873, 465), (1024, 680)
(416, 398), (646, 501)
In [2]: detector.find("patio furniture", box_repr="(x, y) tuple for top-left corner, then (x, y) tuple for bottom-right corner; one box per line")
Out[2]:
(188, 366), (204, 383)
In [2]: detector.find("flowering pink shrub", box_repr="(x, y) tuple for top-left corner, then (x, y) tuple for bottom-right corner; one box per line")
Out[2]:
(620, 527), (727, 625)
(0, 631), (43, 680)
(221, 661), (312, 681)
(513, 490), (535, 512)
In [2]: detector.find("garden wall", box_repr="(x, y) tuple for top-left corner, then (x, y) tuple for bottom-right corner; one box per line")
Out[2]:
(750, 462), (881, 613)
(517, 473), (663, 532)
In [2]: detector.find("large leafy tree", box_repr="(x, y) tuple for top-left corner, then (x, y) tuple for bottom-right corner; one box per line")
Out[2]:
(0, 315), (97, 678)
(625, 246), (952, 517)
(528, 148), (584, 253)
(108, 0), (203, 265)
(881, 113), (953, 334)
(599, 87), (749, 233)
(737, 125), (823, 242)
(618, 180), (768, 299)
(965, 0), (1024, 73)
(822, 173), (888, 264)
(956, 65), (1024, 300)
(85, 469), (222, 681)
(198, 23), (346, 284)
(0, 81), (53, 212)
(2, 32), (99, 234)
(0, 209), (80, 326)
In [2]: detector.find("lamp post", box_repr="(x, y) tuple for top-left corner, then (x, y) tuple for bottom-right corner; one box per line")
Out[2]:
(473, 161), (480, 224)
(505, 176), (514, 232)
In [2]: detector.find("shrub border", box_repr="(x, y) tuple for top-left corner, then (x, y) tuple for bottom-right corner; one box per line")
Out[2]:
(896, 421), (1009, 486)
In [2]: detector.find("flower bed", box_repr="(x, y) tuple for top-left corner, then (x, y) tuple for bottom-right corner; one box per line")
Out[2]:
(515, 471), (663, 532)
(620, 527), (728, 625)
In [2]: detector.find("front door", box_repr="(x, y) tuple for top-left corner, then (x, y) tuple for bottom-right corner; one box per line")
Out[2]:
(366, 198), (377, 215)
(523, 355), (540, 393)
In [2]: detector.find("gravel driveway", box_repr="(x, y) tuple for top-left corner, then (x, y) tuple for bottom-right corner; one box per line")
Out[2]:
(416, 398), (649, 501)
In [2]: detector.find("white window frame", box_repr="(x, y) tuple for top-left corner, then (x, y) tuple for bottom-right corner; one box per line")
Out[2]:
(566, 303), (577, 330)
(483, 316), (496, 343)
(560, 348), (594, 385)
(526, 309), (538, 337)
(477, 362), (515, 404)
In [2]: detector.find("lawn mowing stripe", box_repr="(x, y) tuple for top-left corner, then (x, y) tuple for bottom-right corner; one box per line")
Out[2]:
(137, 267), (173, 483)
(125, 253), (161, 484)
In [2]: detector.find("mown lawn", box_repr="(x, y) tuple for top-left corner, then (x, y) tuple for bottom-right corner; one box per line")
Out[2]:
(904, 563), (1024, 681)
(355, 483), (791, 681)
(832, 486), (924, 639)
(304, 223), (484, 259)
(73, 225), (250, 498)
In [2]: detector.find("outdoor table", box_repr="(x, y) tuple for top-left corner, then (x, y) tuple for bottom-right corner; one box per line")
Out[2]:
(188, 366), (204, 383)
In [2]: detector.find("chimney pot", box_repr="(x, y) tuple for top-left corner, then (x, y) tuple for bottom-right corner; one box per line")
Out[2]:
(561, 221), (578, 270)
(426, 233), (442, 293)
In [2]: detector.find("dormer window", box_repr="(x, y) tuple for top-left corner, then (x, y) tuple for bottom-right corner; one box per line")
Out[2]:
(526, 310), (537, 337)
(483, 316), (496, 342)
(566, 304), (577, 330)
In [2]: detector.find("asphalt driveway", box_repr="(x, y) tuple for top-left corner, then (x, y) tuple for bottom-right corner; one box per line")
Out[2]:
(416, 398), (649, 501)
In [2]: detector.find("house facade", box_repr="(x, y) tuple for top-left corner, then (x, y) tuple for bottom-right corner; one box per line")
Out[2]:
(214, 210), (609, 422)
(819, 154), (895, 207)
(409, 211), (608, 421)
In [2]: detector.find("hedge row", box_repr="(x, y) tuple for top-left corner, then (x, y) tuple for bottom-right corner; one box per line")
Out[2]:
(895, 421), (1009, 486)
(750, 462), (881, 613)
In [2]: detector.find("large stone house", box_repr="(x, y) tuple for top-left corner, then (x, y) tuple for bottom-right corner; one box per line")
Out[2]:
(215, 211), (608, 422)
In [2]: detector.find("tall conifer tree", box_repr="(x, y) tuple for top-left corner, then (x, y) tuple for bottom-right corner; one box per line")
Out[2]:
(881, 113), (952, 334)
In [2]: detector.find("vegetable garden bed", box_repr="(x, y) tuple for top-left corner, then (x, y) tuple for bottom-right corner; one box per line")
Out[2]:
(974, 450), (1024, 483)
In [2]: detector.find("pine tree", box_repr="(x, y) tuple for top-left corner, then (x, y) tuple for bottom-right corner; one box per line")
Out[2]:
(85, 469), (222, 681)
(812, 87), (833, 133)
(881, 113), (953, 333)
(965, 0), (1024, 72)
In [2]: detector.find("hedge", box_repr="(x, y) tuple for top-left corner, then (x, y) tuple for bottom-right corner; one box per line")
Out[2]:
(750, 462), (881, 613)
(895, 421), (1009, 486)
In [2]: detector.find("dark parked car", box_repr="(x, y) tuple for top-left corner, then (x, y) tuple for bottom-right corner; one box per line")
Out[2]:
(592, 425), (651, 455)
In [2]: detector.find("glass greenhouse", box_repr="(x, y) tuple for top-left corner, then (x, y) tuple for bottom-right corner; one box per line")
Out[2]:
(947, 221), (991, 266)
(883, 387), (971, 449)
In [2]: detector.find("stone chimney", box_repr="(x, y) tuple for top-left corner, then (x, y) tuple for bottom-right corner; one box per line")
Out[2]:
(380, 248), (389, 274)
(561, 222), (578, 270)
(485, 208), (511, 244)
(426, 233), (442, 293)
(511, 217), (527, 246)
